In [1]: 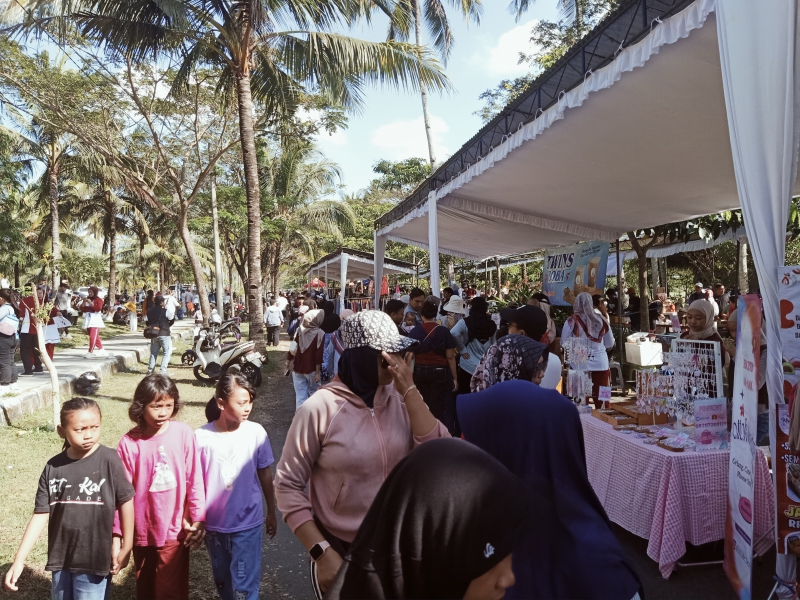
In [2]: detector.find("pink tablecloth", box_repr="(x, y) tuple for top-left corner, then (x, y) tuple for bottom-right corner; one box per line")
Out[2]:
(580, 414), (775, 578)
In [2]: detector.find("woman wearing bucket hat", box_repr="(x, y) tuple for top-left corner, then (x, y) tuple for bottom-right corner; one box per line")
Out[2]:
(440, 295), (466, 329)
(275, 310), (450, 597)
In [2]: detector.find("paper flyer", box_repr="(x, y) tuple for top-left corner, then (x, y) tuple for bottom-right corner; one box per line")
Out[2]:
(694, 398), (728, 451)
(542, 241), (610, 307)
(724, 294), (761, 600)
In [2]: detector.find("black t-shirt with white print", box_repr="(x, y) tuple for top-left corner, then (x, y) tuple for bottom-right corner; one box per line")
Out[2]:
(35, 444), (135, 575)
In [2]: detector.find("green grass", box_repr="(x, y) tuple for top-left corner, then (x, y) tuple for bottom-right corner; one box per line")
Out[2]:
(0, 332), (283, 600)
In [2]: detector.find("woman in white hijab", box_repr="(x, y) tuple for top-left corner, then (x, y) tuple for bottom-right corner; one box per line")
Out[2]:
(288, 309), (325, 409)
(561, 292), (615, 408)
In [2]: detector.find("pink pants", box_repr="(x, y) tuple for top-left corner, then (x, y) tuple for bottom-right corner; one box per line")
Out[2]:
(88, 328), (103, 352)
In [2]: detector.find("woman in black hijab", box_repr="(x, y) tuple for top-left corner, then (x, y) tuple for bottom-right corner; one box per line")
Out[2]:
(326, 438), (538, 600)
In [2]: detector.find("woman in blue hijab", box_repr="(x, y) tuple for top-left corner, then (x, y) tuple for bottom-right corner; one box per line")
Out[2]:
(458, 379), (643, 600)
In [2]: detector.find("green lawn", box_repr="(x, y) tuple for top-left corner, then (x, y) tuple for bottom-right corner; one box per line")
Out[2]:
(0, 332), (282, 600)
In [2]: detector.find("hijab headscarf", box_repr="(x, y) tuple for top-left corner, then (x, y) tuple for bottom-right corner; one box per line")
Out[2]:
(470, 335), (549, 393)
(464, 296), (497, 344)
(457, 380), (642, 600)
(529, 294), (557, 344)
(298, 308), (324, 352)
(337, 346), (380, 408)
(684, 299), (716, 340)
(326, 438), (537, 600)
(321, 300), (342, 334)
(570, 292), (609, 343)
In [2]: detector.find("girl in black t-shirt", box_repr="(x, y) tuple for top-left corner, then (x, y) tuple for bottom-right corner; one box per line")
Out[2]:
(4, 398), (135, 598)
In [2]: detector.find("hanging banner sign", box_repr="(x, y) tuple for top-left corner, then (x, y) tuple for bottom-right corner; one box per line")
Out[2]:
(543, 241), (610, 306)
(779, 266), (800, 402)
(724, 294), (762, 599)
(775, 404), (800, 555)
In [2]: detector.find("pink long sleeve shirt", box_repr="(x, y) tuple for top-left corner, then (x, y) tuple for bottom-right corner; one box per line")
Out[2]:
(275, 378), (450, 543)
(115, 420), (206, 547)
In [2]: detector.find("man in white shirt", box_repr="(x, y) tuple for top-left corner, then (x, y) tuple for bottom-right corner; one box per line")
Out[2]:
(276, 292), (289, 316)
(264, 299), (284, 346)
(163, 288), (180, 321)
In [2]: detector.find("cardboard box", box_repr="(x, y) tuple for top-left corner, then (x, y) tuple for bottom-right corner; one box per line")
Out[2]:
(613, 401), (670, 425)
(625, 341), (663, 366)
(591, 409), (637, 427)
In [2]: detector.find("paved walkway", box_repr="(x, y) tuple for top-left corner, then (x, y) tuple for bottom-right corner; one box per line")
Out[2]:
(0, 319), (196, 425)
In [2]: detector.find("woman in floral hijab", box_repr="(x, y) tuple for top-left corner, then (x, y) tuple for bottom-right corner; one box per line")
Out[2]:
(470, 335), (549, 392)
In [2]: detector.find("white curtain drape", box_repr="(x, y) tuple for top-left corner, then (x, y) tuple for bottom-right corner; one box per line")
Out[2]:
(715, 0), (800, 584)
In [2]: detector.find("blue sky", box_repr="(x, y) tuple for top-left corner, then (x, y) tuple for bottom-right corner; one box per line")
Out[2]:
(316, 1), (561, 194)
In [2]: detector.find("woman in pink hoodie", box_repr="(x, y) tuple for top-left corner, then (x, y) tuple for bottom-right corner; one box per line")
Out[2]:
(275, 310), (450, 596)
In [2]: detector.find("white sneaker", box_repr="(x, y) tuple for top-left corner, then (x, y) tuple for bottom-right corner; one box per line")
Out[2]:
(65, 333), (73, 340)
(93, 349), (109, 357)
(85, 352), (96, 359)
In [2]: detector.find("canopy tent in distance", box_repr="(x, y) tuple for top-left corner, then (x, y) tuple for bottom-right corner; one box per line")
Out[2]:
(306, 247), (416, 312)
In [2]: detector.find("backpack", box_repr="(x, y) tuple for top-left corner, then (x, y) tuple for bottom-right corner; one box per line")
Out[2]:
(0, 310), (20, 337)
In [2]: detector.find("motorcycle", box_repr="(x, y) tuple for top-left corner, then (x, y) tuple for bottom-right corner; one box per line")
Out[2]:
(186, 324), (265, 387)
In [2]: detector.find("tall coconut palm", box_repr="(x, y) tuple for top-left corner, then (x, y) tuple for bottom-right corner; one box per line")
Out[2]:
(23, 0), (450, 350)
(0, 108), (88, 292)
(67, 179), (145, 304)
(260, 139), (355, 292)
(389, 0), (481, 165)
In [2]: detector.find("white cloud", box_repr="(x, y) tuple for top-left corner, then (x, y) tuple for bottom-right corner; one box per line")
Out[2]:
(473, 20), (539, 77)
(370, 115), (449, 160)
(317, 128), (349, 147)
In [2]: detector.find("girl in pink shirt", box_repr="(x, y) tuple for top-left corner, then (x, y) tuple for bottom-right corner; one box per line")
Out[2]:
(116, 374), (206, 600)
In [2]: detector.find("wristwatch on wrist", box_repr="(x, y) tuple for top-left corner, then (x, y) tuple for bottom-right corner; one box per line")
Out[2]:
(309, 541), (331, 561)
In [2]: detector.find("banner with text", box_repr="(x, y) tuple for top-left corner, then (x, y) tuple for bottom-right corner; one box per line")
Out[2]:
(775, 404), (800, 554)
(779, 266), (800, 404)
(725, 294), (762, 599)
(543, 241), (610, 307)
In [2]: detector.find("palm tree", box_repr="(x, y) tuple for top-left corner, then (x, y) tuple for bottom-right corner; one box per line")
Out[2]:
(260, 139), (355, 293)
(67, 178), (145, 304)
(1, 108), (87, 292)
(28, 0), (450, 350)
(390, 0), (482, 166)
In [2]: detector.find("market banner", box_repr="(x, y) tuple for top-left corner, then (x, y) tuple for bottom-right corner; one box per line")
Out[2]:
(694, 398), (728, 451)
(775, 404), (800, 555)
(779, 266), (800, 403)
(724, 294), (762, 599)
(542, 241), (610, 306)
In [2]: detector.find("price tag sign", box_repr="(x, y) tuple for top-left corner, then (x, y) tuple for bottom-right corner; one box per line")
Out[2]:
(598, 386), (612, 402)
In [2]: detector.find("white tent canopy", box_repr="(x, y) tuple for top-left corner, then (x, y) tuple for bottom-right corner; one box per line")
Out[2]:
(307, 248), (415, 312)
(374, 0), (799, 582)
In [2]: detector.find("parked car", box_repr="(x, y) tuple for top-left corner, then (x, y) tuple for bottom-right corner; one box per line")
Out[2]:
(76, 286), (108, 299)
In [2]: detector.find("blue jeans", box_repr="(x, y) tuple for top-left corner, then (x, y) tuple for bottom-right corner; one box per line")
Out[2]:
(148, 335), (173, 374)
(205, 525), (262, 600)
(51, 571), (110, 600)
(292, 371), (318, 409)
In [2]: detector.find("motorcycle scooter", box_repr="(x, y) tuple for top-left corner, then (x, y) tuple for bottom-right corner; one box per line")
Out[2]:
(189, 325), (265, 387)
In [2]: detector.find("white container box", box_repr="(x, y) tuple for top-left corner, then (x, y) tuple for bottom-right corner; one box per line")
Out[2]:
(625, 341), (663, 366)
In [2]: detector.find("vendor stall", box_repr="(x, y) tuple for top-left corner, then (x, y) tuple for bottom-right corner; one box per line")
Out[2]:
(581, 414), (774, 578)
(372, 0), (799, 587)
(307, 247), (415, 313)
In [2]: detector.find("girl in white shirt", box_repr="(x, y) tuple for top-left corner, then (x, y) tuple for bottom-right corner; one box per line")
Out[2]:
(561, 292), (615, 408)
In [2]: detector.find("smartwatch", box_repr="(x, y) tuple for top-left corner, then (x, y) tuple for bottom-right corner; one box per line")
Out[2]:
(309, 541), (331, 561)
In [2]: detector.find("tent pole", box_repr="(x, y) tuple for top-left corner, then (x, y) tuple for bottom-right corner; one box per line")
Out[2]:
(616, 238), (625, 394)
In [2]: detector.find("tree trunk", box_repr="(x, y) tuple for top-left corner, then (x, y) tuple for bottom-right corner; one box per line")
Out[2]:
(210, 176), (226, 321)
(487, 260), (492, 292)
(628, 233), (651, 332)
(178, 209), (210, 326)
(236, 72), (265, 350)
(107, 195), (117, 308)
(14, 262), (19, 288)
(650, 257), (659, 296)
(413, 0), (437, 167)
(738, 240), (749, 293)
(31, 290), (59, 427)
(49, 161), (61, 292)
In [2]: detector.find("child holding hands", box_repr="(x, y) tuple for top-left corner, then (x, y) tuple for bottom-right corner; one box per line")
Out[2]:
(197, 367), (277, 600)
(5, 397), (135, 599)
(116, 374), (205, 600)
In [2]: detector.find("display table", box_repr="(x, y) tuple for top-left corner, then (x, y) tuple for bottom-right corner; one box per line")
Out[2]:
(580, 414), (775, 578)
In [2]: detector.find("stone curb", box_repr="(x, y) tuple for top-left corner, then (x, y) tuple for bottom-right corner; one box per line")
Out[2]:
(0, 326), (195, 426)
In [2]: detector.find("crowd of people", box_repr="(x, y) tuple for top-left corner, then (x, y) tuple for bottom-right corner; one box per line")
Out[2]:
(3, 274), (749, 600)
